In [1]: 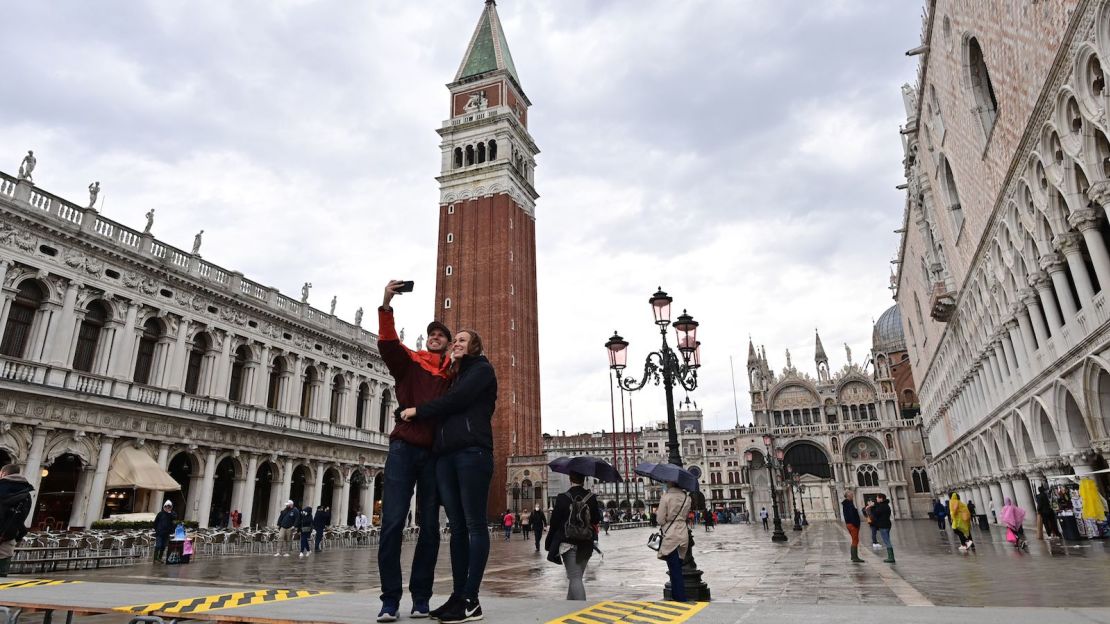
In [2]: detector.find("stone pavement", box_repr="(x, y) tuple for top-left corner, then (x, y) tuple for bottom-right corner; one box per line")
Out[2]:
(5, 520), (1110, 623)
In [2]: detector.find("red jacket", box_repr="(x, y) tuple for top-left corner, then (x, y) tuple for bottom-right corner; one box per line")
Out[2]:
(377, 307), (452, 448)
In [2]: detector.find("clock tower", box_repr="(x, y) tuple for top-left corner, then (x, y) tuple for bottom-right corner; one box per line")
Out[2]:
(435, 0), (545, 518)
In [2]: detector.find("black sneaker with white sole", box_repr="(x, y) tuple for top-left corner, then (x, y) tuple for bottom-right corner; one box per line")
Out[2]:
(439, 598), (482, 623)
(429, 594), (461, 621)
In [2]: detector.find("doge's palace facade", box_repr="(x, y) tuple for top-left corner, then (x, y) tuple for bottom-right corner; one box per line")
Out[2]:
(895, 0), (1110, 524)
(0, 165), (394, 530)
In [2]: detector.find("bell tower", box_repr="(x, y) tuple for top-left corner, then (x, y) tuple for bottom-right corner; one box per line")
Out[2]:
(434, 0), (545, 518)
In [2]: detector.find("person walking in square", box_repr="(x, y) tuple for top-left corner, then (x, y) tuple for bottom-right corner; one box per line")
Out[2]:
(545, 472), (601, 601)
(399, 329), (497, 624)
(275, 500), (298, 557)
(376, 280), (453, 622)
(842, 491), (865, 563)
(949, 493), (974, 552)
(521, 510), (531, 540)
(871, 493), (894, 563)
(1036, 485), (1060, 539)
(153, 501), (176, 563)
(863, 501), (880, 548)
(656, 480), (692, 603)
(759, 507), (768, 530)
(529, 505), (547, 553)
(298, 506), (314, 557)
(0, 464), (34, 577)
(313, 505), (330, 552)
(502, 510), (514, 541)
(1001, 497), (1028, 549)
(932, 498), (948, 531)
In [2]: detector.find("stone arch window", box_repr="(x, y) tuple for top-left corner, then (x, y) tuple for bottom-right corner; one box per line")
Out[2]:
(72, 301), (109, 372)
(228, 345), (250, 402)
(184, 333), (209, 395)
(911, 467), (931, 493)
(444, 298), (452, 309)
(267, 356), (287, 410)
(929, 85), (945, 139)
(300, 366), (318, 418)
(379, 388), (392, 432)
(445, 265), (453, 276)
(831, 437), (840, 453)
(133, 318), (162, 385)
(447, 204), (455, 215)
(465, 145), (475, 166)
(0, 280), (44, 358)
(965, 36), (999, 138)
(940, 155), (964, 235)
(477, 142), (486, 163)
(453, 147), (463, 169)
(447, 233), (454, 243)
(488, 140), (498, 160)
(355, 382), (369, 429)
(885, 433), (894, 449)
(856, 464), (879, 487)
(329, 374), (344, 424)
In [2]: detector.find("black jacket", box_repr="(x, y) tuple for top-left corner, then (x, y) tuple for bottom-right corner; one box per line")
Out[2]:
(154, 510), (176, 536)
(841, 499), (861, 527)
(417, 354), (497, 456)
(298, 508), (314, 532)
(313, 509), (330, 531)
(545, 486), (601, 558)
(871, 500), (892, 529)
(277, 507), (299, 529)
(529, 509), (547, 532)
(0, 474), (35, 542)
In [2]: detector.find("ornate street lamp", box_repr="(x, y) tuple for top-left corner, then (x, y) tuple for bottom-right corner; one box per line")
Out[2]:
(786, 465), (802, 531)
(606, 288), (709, 601)
(746, 434), (788, 543)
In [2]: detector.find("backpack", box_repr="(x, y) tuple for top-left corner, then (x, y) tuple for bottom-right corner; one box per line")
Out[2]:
(0, 488), (33, 542)
(563, 491), (595, 543)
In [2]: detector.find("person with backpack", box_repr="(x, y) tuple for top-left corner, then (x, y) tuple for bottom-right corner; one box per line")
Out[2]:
(298, 506), (315, 557)
(313, 505), (330, 552)
(545, 472), (601, 601)
(153, 501), (176, 563)
(502, 510), (514, 541)
(656, 479), (692, 603)
(529, 504), (546, 553)
(0, 464), (34, 577)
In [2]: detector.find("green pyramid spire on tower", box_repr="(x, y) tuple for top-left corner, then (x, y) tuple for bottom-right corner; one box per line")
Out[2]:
(455, 0), (521, 86)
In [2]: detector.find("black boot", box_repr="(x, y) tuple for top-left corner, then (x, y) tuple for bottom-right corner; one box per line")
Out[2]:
(850, 546), (865, 563)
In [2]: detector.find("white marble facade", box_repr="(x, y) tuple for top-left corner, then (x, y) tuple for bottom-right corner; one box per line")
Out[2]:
(0, 168), (393, 529)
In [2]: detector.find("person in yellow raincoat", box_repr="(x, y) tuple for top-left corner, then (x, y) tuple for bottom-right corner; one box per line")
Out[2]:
(1079, 478), (1107, 529)
(949, 493), (974, 552)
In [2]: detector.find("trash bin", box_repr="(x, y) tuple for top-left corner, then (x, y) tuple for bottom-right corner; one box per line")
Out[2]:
(977, 514), (990, 531)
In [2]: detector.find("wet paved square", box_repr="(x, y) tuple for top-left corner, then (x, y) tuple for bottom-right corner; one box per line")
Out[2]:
(46, 520), (1110, 607)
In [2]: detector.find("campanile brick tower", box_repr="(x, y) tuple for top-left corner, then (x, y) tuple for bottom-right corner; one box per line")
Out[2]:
(434, 0), (546, 519)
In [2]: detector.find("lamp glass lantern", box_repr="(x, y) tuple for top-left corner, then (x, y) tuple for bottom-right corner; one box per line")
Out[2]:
(775, 448), (785, 461)
(649, 288), (673, 326)
(691, 341), (702, 369)
(744, 450), (753, 462)
(762, 434), (773, 447)
(605, 332), (629, 370)
(673, 310), (699, 357)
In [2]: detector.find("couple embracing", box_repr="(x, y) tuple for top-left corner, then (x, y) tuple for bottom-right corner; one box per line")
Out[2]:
(376, 280), (496, 624)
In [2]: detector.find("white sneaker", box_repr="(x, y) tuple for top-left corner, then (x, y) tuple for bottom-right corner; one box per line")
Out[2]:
(966, 540), (974, 549)
(305, 551), (311, 557)
(298, 552), (304, 558)
(283, 553), (290, 557)
(958, 545), (967, 552)
(872, 543), (881, 549)
(273, 552), (281, 557)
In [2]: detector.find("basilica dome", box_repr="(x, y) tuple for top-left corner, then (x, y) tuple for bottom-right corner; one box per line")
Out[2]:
(872, 305), (906, 354)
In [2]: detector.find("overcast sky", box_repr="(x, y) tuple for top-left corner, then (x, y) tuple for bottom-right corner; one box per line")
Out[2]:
(1, 0), (922, 435)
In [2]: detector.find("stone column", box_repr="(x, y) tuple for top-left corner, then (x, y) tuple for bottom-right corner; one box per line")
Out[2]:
(1040, 255), (1078, 322)
(987, 480), (1005, 522)
(254, 345), (273, 407)
(285, 357), (304, 415)
(311, 462), (325, 509)
(46, 281), (80, 366)
(163, 317), (190, 391)
(1071, 206), (1110, 291)
(1014, 302), (1039, 360)
(999, 338), (1017, 377)
(84, 435), (116, 526)
(22, 427), (49, 527)
(999, 477), (1016, 509)
(69, 467), (95, 528)
(1004, 319), (1025, 370)
(147, 442), (172, 513)
(337, 471), (352, 527)
(195, 449), (218, 527)
(1030, 273), (1063, 332)
(276, 458), (294, 520)
(1055, 232), (1095, 305)
(211, 331), (233, 400)
(358, 472), (373, 519)
(240, 454), (258, 528)
(109, 303), (140, 379)
(1011, 474), (1037, 527)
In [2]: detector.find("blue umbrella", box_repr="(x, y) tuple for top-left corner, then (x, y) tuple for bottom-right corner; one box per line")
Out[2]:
(548, 456), (623, 483)
(635, 461), (699, 492)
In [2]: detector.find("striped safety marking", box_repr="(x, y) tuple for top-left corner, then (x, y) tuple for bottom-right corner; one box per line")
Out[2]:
(549, 600), (707, 624)
(114, 589), (332, 615)
(0, 579), (82, 590)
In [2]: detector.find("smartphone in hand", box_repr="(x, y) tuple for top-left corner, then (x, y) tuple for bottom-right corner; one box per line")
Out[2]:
(396, 281), (415, 293)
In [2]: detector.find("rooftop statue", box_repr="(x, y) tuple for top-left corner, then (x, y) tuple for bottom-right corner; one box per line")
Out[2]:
(330, 296), (337, 315)
(17, 150), (35, 182)
(301, 282), (312, 303)
(144, 209), (155, 234)
(354, 307), (363, 327)
(87, 181), (100, 208)
(192, 230), (204, 255)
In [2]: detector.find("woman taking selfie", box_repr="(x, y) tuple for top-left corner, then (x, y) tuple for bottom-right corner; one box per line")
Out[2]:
(400, 329), (497, 624)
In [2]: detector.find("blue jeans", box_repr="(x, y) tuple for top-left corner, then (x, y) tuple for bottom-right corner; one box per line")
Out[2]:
(870, 524), (879, 544)
(437, 446), (493, 600)
(378, 440), (440, 606)
(299, 530), (311, 553)
(664, 549), (686, 602)
(878, 528), (892, 548)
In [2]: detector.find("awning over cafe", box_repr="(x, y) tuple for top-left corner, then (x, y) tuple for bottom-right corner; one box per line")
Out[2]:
(106, 446), (181, 491)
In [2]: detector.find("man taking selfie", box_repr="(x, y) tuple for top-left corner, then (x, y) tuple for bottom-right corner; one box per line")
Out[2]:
(377, 280), (453, 622)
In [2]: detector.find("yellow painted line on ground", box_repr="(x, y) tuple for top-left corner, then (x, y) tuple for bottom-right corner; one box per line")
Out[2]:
(0, 579), (82, 590)
(114, 589), (332, 615)
(548, 600), (707, 624)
